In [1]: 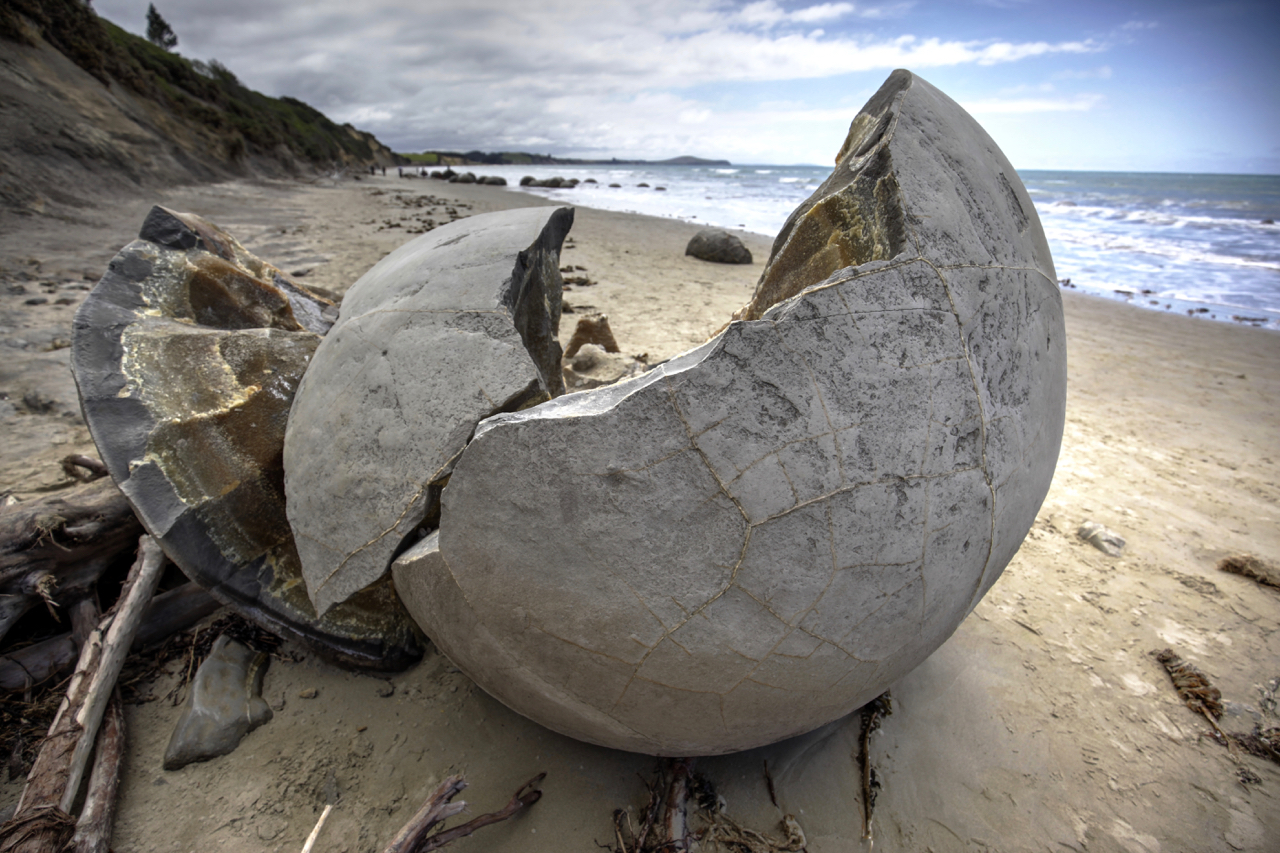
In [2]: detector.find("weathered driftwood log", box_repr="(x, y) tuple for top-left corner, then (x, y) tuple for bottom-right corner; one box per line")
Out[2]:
(0, 582), (220, 692)
(0, 478), (143, 643)
(0, 536), (164, 853)
(383, 772), (545, 853)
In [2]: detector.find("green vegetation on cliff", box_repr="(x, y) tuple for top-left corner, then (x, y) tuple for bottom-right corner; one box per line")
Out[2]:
(0, 0), (396, 168)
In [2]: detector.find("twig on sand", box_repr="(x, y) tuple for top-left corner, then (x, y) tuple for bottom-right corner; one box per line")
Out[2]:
(300, 804), (332, 853)
(763, 760), (778, 809)
(383, 771), (545, 853)
(857, 691), (893, 842)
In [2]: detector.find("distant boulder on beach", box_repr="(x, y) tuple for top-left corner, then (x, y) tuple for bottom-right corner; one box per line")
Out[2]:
(685, 228), (753, 264)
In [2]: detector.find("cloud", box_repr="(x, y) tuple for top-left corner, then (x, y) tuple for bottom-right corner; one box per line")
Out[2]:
(90, 0), (1112, 159)
(1053, 65), (1112, 80)
(962, 94), (1105, 114)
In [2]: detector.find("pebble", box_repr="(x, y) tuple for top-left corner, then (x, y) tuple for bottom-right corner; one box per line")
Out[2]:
(299, 687), (318, 699)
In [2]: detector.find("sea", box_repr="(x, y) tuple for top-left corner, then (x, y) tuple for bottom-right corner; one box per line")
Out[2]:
(423, 163), (1280, 331)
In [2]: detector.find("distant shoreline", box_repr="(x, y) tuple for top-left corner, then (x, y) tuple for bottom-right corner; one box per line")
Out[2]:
(397, 151), (732, 168)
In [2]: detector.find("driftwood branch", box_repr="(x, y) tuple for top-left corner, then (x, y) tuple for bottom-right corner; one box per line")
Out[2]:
(60, 536), (165, 812)
(59, 456), (109, 483)
(0, 478), (142, 645)
(857, 691), (892, 841)
(0, 536), (165, 853)
(0, 582), (220, 692)
(662, 759), (694, 852)
(0, 478), (141, 584)
(68, 690), (124, 853)
(383, 772), (545, 853)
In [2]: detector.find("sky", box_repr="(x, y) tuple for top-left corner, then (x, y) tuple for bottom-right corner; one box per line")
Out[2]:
(92, 0), (1280, 173)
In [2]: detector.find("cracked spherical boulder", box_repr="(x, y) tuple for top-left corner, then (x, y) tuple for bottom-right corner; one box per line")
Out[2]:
(71, 206), (424, 671)
(283, 206), (572, 615)
(392, 69), (1066, 755)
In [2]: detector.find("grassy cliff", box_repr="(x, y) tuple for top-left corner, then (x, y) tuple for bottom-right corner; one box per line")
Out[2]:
(0, 0), (400, 175)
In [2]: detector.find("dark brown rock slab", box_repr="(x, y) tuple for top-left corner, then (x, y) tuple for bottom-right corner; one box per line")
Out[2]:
(70, 206), (424, 671)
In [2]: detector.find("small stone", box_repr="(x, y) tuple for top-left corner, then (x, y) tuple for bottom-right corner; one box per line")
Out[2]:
(299, 687), (318, 699)
(376, 681), (395, 697)
(6, 284), (25, 294)
(163, 636), (273, 770)
(23, 297), (47, 306)
(1078, 521), (1125, 557)
(685, 228), (752, 265)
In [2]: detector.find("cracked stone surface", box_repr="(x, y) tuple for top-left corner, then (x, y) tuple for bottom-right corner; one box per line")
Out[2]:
(284, 206), (572, 615)
(393, 70), (1066, 755)
(71, 206), (424, 671)
(164, 635), (272, 770)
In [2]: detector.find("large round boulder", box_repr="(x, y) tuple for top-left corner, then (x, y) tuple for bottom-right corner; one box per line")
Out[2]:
(390, 69), (1066, 755)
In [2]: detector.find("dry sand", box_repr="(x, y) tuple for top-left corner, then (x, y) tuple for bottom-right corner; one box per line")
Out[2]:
(1, 175), (1277, 852)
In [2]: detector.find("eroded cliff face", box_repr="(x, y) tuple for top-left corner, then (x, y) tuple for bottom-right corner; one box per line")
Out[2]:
(0, 10), (398, 219)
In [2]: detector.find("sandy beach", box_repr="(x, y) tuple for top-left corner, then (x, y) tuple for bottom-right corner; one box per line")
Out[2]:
(1, 175), (1278, 852)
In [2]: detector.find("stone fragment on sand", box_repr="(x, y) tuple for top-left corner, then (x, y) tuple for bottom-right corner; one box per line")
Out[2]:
(563, 344), (646, 390)
(284, 206), (573, 614)
(563, 313), (620, 357)
(163, 636), (272, 770)
(686, 228), (753, 264)
(71, 206), (424, 671)
(1078, 521), (1125, 557)
(394, 69), (1066, 755)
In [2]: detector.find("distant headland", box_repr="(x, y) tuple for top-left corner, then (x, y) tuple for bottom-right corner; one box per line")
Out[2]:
(398, 151), (732, 168)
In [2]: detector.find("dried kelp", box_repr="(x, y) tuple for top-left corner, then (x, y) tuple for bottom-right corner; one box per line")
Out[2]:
(1150, 647), (1241, 759)
(1231, 727), (1280, 765)
(857, 691), (893, 841)
(606, 761), (807, 853)
(1217, 554), (1280, 589)
(118, 612), (293, 705)
(1151, 648), (1223, 719)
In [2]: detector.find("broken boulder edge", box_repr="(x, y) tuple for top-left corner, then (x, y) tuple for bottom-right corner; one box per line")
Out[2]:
(70, 206), (425, 673)
(284, 206), (574, 616)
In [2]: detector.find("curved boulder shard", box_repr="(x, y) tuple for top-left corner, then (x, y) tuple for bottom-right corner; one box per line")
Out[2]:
(71, 206), (425, 671)
(284, 206), (573, 615)
(393, 70), (1067, 755)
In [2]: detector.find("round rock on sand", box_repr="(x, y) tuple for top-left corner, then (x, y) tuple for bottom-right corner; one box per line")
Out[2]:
(392, 70), (1066, 755)
(685, 228), (753, 265)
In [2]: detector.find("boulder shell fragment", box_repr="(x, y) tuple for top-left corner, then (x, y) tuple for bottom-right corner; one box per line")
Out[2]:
(393, 70), (1067, 755)
(71, 206), (424, 671)
(283, 206), (572, 615)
